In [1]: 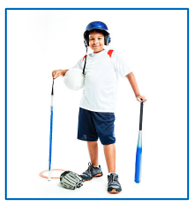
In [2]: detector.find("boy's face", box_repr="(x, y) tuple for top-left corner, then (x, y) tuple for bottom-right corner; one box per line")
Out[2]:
(88, 31), (105, 53)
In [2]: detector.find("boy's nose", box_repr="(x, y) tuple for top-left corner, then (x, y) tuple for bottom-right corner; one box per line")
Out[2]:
(94, 39), (98, 43)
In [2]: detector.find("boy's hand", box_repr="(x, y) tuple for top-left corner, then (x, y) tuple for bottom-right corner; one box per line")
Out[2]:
(136, 95), (147, 103)
(52, 70), (62, 79)
(52, 69), (68, 79)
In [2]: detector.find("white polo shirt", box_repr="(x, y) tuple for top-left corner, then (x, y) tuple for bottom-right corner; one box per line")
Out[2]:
(72, 49), (132, 112)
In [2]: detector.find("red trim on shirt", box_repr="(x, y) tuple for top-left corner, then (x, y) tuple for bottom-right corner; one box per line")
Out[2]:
(82, 55), (87, 61)
(107, 50), (114, 58)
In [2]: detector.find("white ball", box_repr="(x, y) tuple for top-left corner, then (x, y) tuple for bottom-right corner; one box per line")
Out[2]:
(63, 68), (85, 91)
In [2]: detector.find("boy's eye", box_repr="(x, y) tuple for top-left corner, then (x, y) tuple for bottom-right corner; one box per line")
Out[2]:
(89, 38), (102, 40)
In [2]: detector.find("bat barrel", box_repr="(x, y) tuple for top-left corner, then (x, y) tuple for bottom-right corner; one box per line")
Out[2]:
(48, 79), (54, 181)
(48, 103), (53, 180)
(134, 131), (142, 183)
(49, 104), (53, 167)
(134, 146), (142, 183)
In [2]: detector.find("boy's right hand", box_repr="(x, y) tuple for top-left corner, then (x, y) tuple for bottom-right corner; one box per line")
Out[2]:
(52, 69), (68, 79)
(52, 70), (62, 79)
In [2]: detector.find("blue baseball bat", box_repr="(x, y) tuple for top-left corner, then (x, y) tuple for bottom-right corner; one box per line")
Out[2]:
(48, 79), (54, 181)
(134, 101), (144, 183)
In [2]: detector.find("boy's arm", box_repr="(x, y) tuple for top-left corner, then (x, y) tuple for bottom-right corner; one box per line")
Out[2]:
(52, 57), (82, 79)
(126, 72), (147, 102)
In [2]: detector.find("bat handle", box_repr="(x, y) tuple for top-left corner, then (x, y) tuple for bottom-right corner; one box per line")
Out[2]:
(51, 78), (54, 96)
(139, 101), (143, 131)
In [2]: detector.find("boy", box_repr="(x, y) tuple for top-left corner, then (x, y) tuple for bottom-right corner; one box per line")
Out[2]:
(52, 21), (147, 194)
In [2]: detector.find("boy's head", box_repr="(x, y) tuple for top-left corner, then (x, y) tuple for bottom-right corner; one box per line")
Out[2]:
(83, 21), (111, 49)
(87, 30), (105, 53)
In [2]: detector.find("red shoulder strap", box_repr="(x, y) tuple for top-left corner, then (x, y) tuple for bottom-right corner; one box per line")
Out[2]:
(82, 55), (87, 62)
(107, 49), (114, 58)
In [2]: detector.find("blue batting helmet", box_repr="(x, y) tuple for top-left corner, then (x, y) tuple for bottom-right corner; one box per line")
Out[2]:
(83, 21), (111, 46)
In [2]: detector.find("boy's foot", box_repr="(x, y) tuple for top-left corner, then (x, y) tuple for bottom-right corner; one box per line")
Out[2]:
(79, 162), (103, 181)
(107, 173), (122, 194)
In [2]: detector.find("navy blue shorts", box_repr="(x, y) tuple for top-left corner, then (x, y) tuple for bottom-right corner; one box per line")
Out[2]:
(77, 108), (116, 145)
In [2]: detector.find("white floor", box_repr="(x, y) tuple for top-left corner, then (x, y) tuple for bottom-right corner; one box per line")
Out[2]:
(7, 136), (187, 199)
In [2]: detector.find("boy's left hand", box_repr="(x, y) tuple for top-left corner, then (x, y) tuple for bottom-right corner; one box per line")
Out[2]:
(136, 95), (147, 103)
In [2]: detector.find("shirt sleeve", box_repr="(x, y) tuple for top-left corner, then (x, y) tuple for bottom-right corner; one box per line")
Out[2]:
(72, 57), (83, 69)
(111, 50), (132, 78)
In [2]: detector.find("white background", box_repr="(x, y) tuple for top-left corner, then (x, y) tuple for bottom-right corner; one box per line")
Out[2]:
(0, 0), (192, 201)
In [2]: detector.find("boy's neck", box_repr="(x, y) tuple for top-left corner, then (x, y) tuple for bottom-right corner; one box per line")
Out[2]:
(93, 48), (105, 54)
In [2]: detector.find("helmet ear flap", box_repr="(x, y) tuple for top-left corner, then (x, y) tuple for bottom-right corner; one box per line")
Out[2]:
(84, 31), (89, 47)
(84, 39), (89, 47)
(104, 35), (111, 45)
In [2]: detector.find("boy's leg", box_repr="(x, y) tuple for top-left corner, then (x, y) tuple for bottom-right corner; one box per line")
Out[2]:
(103, 143), (116, 173)
(87, 141), (98, 166)
(104, 143), (122, 194)
(80, 141), (103, 180)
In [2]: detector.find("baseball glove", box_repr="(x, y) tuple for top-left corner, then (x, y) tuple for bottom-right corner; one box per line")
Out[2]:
(60, 171), (84, 190)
